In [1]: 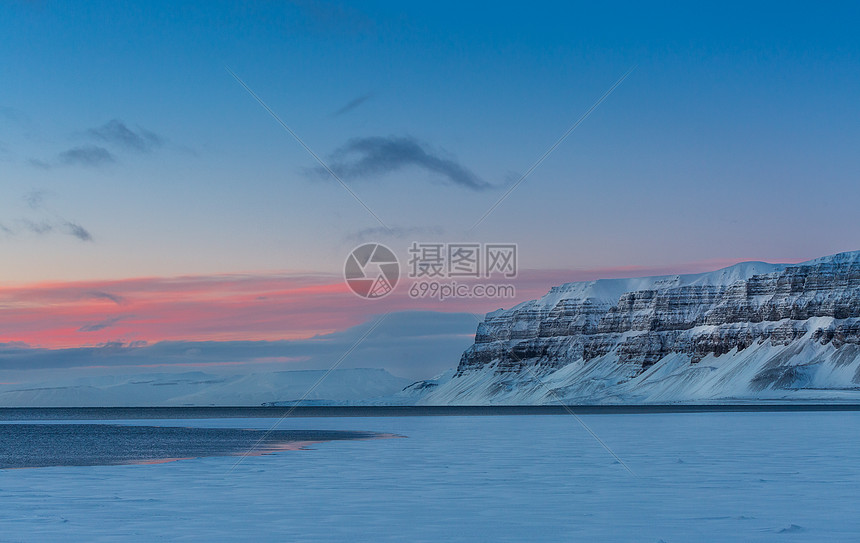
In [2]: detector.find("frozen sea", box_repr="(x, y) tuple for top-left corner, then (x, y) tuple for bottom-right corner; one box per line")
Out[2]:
(2, 410), (860, 541)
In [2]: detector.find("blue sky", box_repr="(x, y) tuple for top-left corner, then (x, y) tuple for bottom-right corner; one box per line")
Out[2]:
(1, 1), (859, 379)
(3, 1), (858, 282)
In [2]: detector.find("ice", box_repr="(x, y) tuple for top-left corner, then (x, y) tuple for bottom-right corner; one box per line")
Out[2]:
(2, 412), (859, 541)
(0, 368), (411, 407)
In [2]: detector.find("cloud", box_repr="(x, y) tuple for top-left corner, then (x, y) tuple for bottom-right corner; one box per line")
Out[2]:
(20, 219), (53, 235)
(21, 219), (93, 241)
(317, 136), (491, 190)
(78, 316), (125, 333)
(0, 216), (94, 242)
(344, 225), (445, 244)
(0, 270), (552, 352)
(64, 220), (93, 241)
(59, 145), (115, 166)
(29, 119), (163, 168)
(57, 145), (115, 167)
(86, 291), (126, 305)
(13, 192), (94, 242)
(331, 93), (372, 117)
(0, 311), (477, 381)
(24, 190), (45, 210)
(87, 119), (163, 152)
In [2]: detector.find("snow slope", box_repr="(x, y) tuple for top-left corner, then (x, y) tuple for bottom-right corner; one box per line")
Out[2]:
(414, 250), (860, 404)
(0, 369), (411, 407)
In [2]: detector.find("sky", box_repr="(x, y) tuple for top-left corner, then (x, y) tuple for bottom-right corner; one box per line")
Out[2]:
(2, 1), (859, 382)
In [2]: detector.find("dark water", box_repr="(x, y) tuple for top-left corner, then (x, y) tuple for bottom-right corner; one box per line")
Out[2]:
(2, 404), (860, 421)
(0, 424), (380, 469)
(4, 405), (859, 469)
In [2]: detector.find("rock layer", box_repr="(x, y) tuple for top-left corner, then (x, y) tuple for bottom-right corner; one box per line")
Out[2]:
(417, 251), (860, 404)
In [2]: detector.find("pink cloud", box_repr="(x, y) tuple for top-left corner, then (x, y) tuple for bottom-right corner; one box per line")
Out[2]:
(0, 273), (359, 348)
(0, 256), (790, 349)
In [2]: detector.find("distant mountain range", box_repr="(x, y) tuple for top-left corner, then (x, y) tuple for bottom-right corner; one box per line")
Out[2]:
(404, 250), (860, 404)
(0, 369), (410, 407)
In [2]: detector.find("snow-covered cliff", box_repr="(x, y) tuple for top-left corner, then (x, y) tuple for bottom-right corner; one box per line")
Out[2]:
(412, 251), (860, 404)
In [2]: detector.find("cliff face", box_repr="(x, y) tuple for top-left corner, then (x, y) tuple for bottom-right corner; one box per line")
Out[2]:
(416, 251), (860, 404)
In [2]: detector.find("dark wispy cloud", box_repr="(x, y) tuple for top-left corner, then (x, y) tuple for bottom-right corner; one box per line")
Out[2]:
(20, 219), (53, 235)
(78, 316), (126, 333)
(59, 145), (115, 166)
(29, 119), (163, 168)
(87, 119), (163, 152)
(31, 145), (115, 168)
(21, 219), (93, 241)
(331, 93), (372, 117)
(317, 136), (491, 191)
(0, 214), (94, 242)
(86, 291), (126, 305)
(24, 190), (45, 210)
(344, 225), (445, 244)
(64, 221), (93, 241)
(2, 192), (95, 242)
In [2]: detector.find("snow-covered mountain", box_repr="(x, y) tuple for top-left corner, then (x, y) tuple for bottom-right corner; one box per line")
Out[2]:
(410, 250), (860, 404)
(0, 368), (411, 407)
